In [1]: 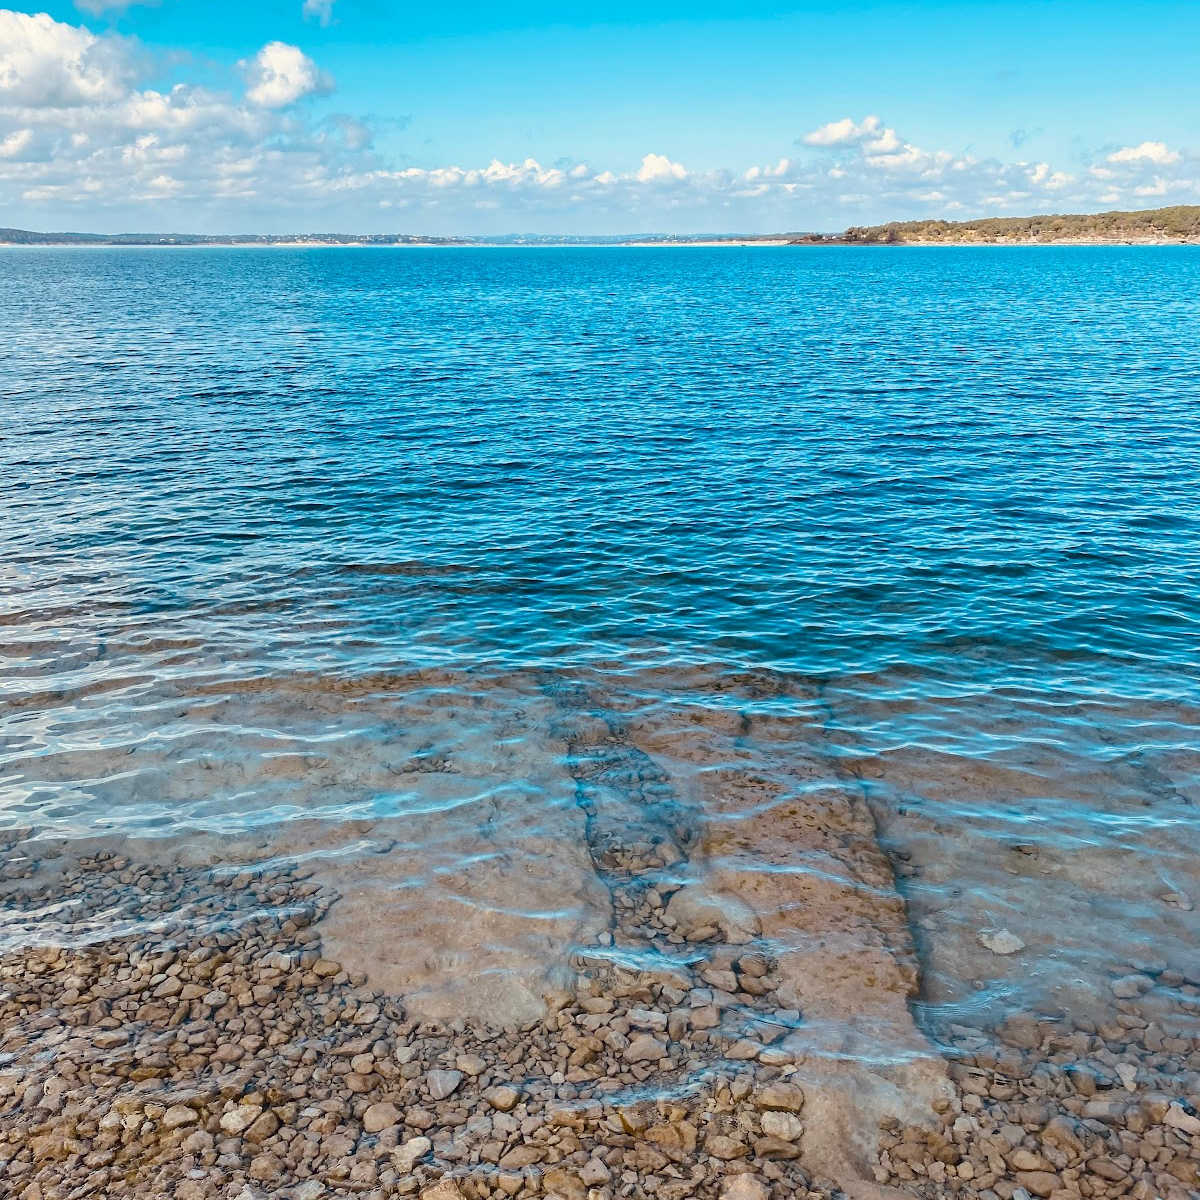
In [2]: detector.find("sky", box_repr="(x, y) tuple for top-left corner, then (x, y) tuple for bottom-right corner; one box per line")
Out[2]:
(1, 1), (1198, 233)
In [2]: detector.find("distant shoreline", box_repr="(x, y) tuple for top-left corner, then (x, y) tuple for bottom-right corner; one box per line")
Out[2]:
(3, 237), (1199, 249)
(2, 203), (1198, 248)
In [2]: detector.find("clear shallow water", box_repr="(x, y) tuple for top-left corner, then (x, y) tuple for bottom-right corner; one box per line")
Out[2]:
(2, 245), (1200, 1035)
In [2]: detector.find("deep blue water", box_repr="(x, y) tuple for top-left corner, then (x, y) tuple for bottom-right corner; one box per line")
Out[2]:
(3, 245), (1200, 1026)
(5, 247), (1199, 677)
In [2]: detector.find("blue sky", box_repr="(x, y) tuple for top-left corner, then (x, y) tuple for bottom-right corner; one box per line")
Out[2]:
(2, 1), (1198, 232)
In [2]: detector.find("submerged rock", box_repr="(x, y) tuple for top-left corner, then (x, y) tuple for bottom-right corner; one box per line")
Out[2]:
(977, 928), (1025, 955)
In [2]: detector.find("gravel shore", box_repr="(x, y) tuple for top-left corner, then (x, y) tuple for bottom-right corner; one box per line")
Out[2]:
(3, 835), (1199, 1200)
(1, 842), (830, 1200)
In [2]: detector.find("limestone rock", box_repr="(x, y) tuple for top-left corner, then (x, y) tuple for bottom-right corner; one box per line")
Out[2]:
(161, 1104), (198, 1130)
(720, 1175), (770, 1200)
(220, 1104), (263, 1135)
(484, 1085), (520, 1111)
(427, 1068), (463, 1100)
(755, 1082), (804, 1113)
(542, 1167), (586, 1200)
(664, 886), (761, 944)
(248, 1153), (282, 1183)
(579, 1158), (611, 1186)
(420, 1182), (465, 1200)
(625, 1033), (667, 1063)
(978, 929), (1025, 955)
(394, 1136), (433, 1172)
(363, 1101), (402, 1133)
(760, 1110), (803, 1140)
(1165, 1103), (1200, 1135)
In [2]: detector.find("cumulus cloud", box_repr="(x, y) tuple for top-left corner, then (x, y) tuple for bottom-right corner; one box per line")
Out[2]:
(1107, 140), (1181, 166)
(0, 9), (140, 106)
(302, 0), (334, 25)
(240, 42), (332, 108)
(635, 152), (687, 183)
(802, 115), (882, 146)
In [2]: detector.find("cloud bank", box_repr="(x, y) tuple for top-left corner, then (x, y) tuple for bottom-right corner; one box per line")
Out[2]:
(0, 11), (1196, 232)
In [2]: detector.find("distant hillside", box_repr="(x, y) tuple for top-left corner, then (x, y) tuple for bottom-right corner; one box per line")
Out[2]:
(839, 205), (1200, 245)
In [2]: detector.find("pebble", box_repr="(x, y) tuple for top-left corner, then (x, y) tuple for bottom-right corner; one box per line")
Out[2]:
(760, 1110), (803, 1140)
(624, 1033), (667, 1062)
(162, 1104), (198, 1130)
(426, 1068), (464, 1099)
(483, 1084), (520, 1111)
(755, 1081), (805, 1113)
(219, 1104), (263, 1135)
(393, 1135), (433, 1172)
(579, 1157), (611, 1186)
(719, 1175), (770, 1200)
(1164, 1102), (1200, 1135)
(362, 1100), (402, 1133)
(419, 1181), (465, 1200)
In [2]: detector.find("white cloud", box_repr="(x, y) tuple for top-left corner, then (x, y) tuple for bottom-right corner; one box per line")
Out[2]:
(241, 42), (332, 109)
(1134, 177), (1169, 197)
(1107, 140), (1181, 166)
(1029, 162), (1072, 189)
(802, 115), (881, 146)
(0, 9), (139, 106)
(635, 152), (687, 183)
(0, 127), (31, 156)
(864, 127), (902, 154)
(302, 0), (334, 25)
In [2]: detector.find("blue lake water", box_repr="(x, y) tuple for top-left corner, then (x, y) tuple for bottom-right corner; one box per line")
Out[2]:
(2, 245), (1200, 1037)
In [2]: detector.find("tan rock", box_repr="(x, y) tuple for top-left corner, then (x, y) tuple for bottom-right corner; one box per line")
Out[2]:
(1015, 1170), (1060, 1197)
(420, 1182), (465, 1200)
(220, 1104), (263, 1135)
(363, 1101), (402, 1133)
(705, 1134), (748, 1160)
(625, 1033), (667, 1063)
(499, 1144), (544, 1169)
(484, 1085), (520, 1111)
(760, 1110), (803, 1140)
(162, 1104), (199, 1130)
(645, 1120), (697, 1159)
(755, 1082), (804, 1113)
(394, 1136), (433, 1172)
(664, 886), (761, 943)
(542, 1167), (586, 1200)
(579, 1158), (611, 1186)
(720, 1175), (770, 1200)
(248, 1152), (283, 1182)
(244, 1110), (280, 1144)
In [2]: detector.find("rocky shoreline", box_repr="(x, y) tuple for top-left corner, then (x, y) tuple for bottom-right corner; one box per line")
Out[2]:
(3, 834), (1199, 1200)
